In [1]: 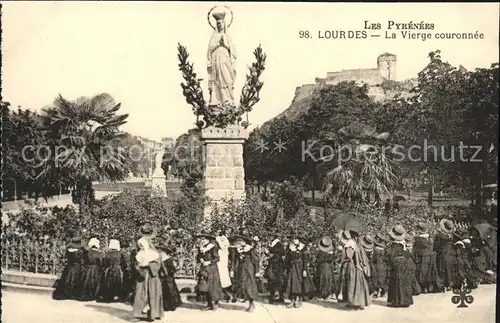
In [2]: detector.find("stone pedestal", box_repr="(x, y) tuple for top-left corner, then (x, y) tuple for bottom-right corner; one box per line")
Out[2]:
(151, 167), (166, 196)
(151, 176), (166, 196)
(200, 125), (248, 217)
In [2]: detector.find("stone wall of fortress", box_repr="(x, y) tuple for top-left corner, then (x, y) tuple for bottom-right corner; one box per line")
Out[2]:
(325, 68), (383, 86)
(270, 53), (414, 123)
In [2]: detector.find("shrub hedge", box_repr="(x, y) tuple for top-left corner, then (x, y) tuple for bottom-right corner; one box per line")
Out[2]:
(2, 183), (471, 276)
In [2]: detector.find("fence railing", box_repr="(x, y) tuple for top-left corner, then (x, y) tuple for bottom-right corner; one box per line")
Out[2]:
(1, 236), (199, 279)
(1, 237), (65, 275)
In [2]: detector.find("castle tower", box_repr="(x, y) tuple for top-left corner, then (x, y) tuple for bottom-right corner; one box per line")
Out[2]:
(377, 53), (397, 81)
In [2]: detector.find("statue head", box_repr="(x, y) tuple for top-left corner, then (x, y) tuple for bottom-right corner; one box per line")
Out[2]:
(212, 12), (226, 32)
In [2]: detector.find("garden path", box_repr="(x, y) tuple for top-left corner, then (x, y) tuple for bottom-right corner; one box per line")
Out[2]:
(2, 285), (496, 323)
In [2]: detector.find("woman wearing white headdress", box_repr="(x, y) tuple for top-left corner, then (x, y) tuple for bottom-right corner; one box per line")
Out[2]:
(215, 229), (233, 301)
(101, 239), (127, 302)
(131, 237), (163, 322)
(79, 237), (104, 301)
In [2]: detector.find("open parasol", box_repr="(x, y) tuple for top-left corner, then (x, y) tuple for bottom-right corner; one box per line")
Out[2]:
(393, 195), (406, 202)
(473, 223), (494, 240)
(331, 214), (366, 234)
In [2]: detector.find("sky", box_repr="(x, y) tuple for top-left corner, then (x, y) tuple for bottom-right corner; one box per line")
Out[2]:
(2, 2), (499, 142)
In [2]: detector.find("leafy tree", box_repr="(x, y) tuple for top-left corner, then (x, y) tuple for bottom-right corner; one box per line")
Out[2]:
(163, 128), (202, 185)
(111, 133), (151, 178)
(382, 51), (498, 207)
(41, 93), (129, 207)
(1, 104), (52, 200)
(322, 122), (398, 206)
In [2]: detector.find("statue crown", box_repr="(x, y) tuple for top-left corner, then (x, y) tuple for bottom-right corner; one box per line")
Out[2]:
(212, 12), (226, 21)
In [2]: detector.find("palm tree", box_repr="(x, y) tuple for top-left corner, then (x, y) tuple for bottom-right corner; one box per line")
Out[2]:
(41, 93), (129, 207)
(322, 121), (398, 206)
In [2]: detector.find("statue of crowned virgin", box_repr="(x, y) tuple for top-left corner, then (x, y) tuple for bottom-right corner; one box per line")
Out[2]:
(207, 8), (237, 114)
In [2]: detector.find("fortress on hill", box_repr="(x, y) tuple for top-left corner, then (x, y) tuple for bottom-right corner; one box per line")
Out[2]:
(319, 52), (397, 86)
(275, 53), (416, 121)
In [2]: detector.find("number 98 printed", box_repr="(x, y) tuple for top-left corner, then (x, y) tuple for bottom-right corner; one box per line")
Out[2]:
(298, 30), (311, 38)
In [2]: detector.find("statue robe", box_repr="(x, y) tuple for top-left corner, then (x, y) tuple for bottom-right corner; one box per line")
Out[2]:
(207, 30), (236, 107)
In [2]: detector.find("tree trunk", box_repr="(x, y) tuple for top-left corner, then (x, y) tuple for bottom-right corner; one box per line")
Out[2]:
(427, 173), (433, 207)
(311, 163), (317, 205)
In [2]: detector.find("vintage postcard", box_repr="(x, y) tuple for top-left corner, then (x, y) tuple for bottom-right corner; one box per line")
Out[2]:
(1, 2), (497, 323)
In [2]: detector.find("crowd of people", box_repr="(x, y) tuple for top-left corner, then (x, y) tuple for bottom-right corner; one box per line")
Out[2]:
(52, 224), (182, 321)
(52, 218), (496, 321)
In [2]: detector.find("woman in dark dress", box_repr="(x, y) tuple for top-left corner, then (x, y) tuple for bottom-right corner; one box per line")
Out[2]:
(285, 235), (315, 308)
(79, 237), (104, 301)
(434, 219), (457, 291)
(195, 233), (222, 311)
(101, 239), (127, 302)
(370, 233), (388, 299)
(231, 234), (260, 312)
(405, 235), (421, 295)
(131, 235), (163, 322)
(361, 235), (375, 263)
(469, 224), (496, 285)
(315, 236), (336, 299)
(386, 226), (415, 308)
(338, 230), (371, 310)
(228, 243), (242, 302)
(411, 223), (443, 293)
(452, 240), (476, 289)
(331, 236), (343, 300)
(303, 242), (317, 301)
(360, 235), (375, 294)
(158, 242), (182, 311)
(52, 236), (84, 300)
(120, 239), (135, 303)
(265, 233), (286, 304)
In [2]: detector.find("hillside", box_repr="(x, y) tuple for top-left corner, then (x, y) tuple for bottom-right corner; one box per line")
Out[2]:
(260, 53), (417, 130)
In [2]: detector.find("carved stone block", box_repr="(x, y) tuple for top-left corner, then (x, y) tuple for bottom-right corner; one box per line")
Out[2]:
(200, 126), (248, 218)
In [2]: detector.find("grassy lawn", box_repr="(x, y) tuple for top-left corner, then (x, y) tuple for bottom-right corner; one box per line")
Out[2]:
(92, 181), (145, 191)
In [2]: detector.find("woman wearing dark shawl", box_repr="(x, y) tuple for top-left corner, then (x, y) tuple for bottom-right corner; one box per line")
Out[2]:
(100, 239), (127, 302)
(228, 242), (243, 302)
(195, 233), (223, 311)
(52, 236), (84, 300)
(79, 237), (104, 301)
(265, 232), (286, 303)
(231, 234), (260, 312)
(434, 219), (457, 291)
(469, 224), (496, 285)
(339, 230), (371, 310)
(452, 240), (476, 289)
(158, 242), (182, 311)
(120, 239), (135, 303)
(386, 225), (415, 308)
(411, 223), (443, 293)
(315, 236), (337, 300)
(284, 234), (315, 308)
(370, 233), (388, 298)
